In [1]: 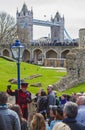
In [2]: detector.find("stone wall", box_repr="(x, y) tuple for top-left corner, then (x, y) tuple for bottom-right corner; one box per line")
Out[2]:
(79, 28), (85, 48)
(54, 48), (85, 91)
(54, 29), (85, 91)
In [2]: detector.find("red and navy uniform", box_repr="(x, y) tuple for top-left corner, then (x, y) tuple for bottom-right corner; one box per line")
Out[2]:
(7, 89), (32, 120)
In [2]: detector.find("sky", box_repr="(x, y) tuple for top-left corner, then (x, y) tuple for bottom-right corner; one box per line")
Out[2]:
(0, 0), (85, 40)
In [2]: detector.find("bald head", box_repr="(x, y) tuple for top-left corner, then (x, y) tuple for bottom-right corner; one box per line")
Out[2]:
(76, 96), (85, 105)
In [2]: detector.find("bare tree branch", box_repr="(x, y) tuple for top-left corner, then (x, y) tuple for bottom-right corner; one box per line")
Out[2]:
(0, 12), (17, 44)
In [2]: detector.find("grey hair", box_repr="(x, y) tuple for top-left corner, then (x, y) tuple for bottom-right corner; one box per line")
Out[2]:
(0, 92), (8, 104)
(63, 101), (78, 118)
(78, 96), (85, 105)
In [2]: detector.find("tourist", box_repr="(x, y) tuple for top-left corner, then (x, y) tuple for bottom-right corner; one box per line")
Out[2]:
(53, 122), (71, 130)
(46, 85), (56, 118)
(30, 113), (47, 130)
(70, 93), (77, 102)
(60, 94), (67, 106)
(46, 105), (57, 126)
(37, 90), (47, 119)
(0, 92), (21, 130)
(10, 104), (28, 130)
(53, 90), (60, 106)
(50, 106), (63, 130)
(76, 96), (85, 125)
(0, 113), (7, 130)
(7, 82), (32, 120)
(63, 101), (85, 130)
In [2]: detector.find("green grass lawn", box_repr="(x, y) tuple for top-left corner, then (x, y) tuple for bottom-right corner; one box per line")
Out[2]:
(0, 57), (66, 93)
(0, 57), (85, 95)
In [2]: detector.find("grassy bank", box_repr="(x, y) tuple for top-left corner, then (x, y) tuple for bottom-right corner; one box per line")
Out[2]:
(0, 57), (66, 94)
(0, 57), (85, 95)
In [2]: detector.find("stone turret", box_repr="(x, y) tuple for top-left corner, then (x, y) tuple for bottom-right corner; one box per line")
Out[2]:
(79, 28), (85, 48)
(51, 12), (64, 43)
(16, 3), (33, 44)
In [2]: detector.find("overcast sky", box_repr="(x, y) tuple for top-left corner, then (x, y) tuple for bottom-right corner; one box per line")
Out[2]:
(0, 0), (85, 40)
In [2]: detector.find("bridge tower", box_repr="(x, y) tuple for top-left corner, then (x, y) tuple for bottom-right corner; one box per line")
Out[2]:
(16, 3), (33, 44)
(51, 12), (64, 43)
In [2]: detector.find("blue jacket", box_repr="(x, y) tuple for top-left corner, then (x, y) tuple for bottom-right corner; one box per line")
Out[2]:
(76, 105), (85, 125)
(0, 104), (21, 130)
(0, 113), (7, 130)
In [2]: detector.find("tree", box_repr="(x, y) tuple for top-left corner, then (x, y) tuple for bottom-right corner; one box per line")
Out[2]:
(0, 12), (17, 44)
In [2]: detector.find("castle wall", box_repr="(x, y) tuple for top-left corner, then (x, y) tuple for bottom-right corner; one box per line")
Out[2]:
(54, 28), (85, 91)
(0, 43), (76, 67)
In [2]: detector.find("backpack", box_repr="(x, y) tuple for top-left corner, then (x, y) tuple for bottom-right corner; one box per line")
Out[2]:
(38, 96), (47, 111)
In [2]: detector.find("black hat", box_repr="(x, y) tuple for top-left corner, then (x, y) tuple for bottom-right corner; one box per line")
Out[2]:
(21, 81), (28, 88)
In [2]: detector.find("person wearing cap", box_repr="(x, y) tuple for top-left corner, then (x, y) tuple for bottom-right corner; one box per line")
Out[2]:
(7, 82), (32, 120)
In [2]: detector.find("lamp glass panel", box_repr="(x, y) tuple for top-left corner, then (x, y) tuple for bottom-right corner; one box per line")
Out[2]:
(19, 46), (25, 59)
(11, 47), (19, 59)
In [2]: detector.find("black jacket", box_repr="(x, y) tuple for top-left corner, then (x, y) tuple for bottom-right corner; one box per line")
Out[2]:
(37, 96), (47, 112)
(63, 118), (85, 130)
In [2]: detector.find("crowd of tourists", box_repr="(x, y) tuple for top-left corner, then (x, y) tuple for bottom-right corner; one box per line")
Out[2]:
(0, 83), (85, 130)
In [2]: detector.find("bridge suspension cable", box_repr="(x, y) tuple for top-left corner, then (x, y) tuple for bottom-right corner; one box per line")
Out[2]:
(64, 28), (73, 42)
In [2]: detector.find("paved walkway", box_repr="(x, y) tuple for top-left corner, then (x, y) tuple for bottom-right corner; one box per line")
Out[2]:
(41, 66), (66, 71)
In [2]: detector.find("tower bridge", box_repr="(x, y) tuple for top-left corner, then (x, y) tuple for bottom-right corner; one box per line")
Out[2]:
(33, 19), (72, 42)
(0, 3), (78, 67)
(17, 3), (66, 43)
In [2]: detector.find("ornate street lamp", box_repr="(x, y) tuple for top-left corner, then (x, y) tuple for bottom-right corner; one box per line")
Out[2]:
(11, 39), (25, 89)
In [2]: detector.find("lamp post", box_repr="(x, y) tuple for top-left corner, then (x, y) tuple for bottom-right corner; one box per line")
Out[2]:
(11, 40), (25, 89)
